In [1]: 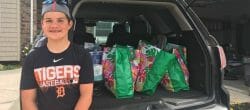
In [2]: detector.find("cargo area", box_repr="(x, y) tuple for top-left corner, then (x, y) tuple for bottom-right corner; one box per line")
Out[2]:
(92, 83), (207, 110)
(72, 1), (211, 109)
(89, 30), (209, 109)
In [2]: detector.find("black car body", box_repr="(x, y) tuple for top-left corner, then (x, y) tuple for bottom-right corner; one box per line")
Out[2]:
(33, 0), (230, 109)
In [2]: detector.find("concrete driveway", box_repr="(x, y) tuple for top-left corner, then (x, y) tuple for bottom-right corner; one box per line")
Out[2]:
(0, 68), (21, 110)
(223, 79), (250, 104)
(0, 68), (250, 110)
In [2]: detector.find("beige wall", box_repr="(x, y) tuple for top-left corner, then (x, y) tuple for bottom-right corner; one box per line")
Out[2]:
(0, 0), (21, 61)
(0, 0), (38, 62)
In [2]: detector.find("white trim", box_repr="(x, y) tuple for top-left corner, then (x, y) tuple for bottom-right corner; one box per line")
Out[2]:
(30, 0), (34, 44)
(17, 0), (21, 61)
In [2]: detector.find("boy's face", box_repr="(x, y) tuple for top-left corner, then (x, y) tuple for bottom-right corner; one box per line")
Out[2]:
(41, 12), (72, 41)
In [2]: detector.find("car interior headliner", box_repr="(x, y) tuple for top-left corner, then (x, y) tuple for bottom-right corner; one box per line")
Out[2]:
(72, 1), (193, 31)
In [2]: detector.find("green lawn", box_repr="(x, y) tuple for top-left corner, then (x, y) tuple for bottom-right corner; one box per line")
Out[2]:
(0, 63), (21, 71)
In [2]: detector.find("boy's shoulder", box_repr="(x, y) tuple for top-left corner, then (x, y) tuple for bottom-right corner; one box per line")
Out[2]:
(27, 46), (46, 57)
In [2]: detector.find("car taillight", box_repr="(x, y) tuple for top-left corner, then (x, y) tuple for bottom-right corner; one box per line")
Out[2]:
(217, 45), (227, 69)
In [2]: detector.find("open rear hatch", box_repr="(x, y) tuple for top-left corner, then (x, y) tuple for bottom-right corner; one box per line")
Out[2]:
(71, 0), (213, 109)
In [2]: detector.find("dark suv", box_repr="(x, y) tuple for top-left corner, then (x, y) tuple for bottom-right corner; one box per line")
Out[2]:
(34, 0), (230, 109)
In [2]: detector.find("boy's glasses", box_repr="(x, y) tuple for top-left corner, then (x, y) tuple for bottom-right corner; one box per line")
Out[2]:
(43, 0), (67, 5)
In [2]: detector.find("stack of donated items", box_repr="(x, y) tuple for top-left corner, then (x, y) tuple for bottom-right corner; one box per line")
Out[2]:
(92, 40), (190, 99)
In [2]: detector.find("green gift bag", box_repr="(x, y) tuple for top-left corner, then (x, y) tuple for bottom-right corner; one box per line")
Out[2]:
(161, 43), (190, 92)
(164, 57), (189, 92)
(142, 50), (175, 95)
(135, 40), (160, 92)
(114, 46), (134, 98)
(103, 45), (134, 99)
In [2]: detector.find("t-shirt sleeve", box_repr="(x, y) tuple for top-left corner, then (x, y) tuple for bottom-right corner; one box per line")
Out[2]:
(79, 50), (94, 84)
(20, 53), (38, 90)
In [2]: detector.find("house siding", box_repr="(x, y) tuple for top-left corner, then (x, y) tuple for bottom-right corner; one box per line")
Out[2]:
(0, 0), (38, 62)
(0, 0), (21, 61)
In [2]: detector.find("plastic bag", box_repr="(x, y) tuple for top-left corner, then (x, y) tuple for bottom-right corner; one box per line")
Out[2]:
(90, 51), (103, 81)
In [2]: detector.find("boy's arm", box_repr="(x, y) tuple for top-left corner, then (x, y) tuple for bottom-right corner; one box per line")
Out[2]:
(20, 89), (38, 110)
(74, 83), (93, 110)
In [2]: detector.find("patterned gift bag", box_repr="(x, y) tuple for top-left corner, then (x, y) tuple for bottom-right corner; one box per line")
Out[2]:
(102, 45), (138, 98)
(161, 43), (190, 92)
(160, 57), (189, 92)
(165, 43), (189, 83)
(142, 50), (178, 95)
(135, 41), (160, 92)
